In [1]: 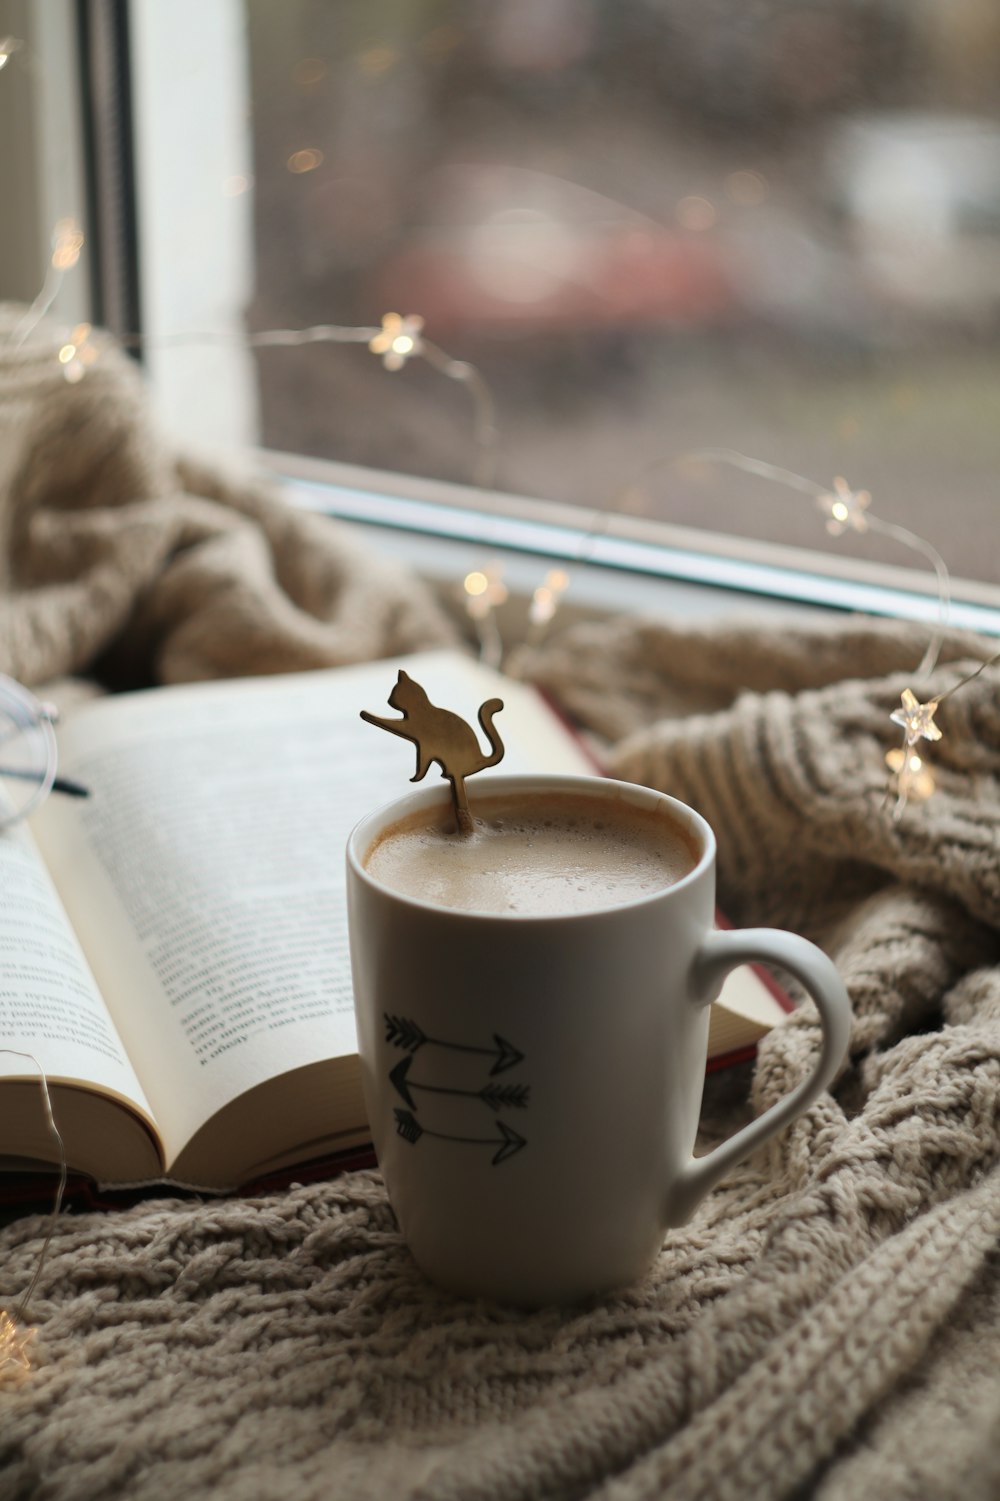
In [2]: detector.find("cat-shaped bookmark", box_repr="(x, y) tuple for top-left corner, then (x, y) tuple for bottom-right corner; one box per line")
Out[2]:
(361, 670), (505, 833)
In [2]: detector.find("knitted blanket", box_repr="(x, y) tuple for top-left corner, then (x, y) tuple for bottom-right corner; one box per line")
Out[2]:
(2, 309), (1000, 1501)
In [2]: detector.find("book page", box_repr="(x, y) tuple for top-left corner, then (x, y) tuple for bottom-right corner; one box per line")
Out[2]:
(30, 652), (581, 1170)
(707, 966), (790, 1058)
(0, 820), (155, 1125)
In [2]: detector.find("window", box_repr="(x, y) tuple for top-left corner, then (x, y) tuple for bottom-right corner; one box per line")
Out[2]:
(4, 0), (1000, 623)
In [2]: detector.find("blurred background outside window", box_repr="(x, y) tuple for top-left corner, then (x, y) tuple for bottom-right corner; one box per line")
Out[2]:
(238, 0), (1000, 586)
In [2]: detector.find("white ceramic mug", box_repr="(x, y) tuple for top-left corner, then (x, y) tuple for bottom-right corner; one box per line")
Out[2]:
(347, 774), (851, 1305)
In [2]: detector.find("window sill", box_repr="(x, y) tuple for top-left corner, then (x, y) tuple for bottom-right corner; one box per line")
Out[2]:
(266, 452), (1000, 639)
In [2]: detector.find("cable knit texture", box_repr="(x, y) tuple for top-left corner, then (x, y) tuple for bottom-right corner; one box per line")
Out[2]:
(2, 309), (1000, 1501)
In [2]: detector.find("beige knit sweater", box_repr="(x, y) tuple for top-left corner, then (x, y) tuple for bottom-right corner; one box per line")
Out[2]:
(2, 307), (999, 1501)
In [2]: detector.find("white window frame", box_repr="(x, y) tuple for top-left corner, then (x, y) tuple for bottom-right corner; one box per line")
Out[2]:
(129, 0), (257, 450)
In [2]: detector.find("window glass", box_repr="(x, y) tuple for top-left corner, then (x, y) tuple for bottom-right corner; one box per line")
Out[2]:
(242, 2), (999, 585)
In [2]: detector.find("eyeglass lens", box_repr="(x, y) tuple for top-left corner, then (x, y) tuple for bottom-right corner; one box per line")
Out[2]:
(0, 677), (57, 828)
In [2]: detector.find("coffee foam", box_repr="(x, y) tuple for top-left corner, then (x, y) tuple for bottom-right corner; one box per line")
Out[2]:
(364, 790), (699, 916)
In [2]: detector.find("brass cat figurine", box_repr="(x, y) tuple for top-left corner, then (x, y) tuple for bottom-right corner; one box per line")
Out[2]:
(361, 670), (505, 831)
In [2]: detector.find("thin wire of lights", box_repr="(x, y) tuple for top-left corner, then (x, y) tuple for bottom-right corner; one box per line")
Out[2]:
(528, 569), (570, 633)
(12, 219), (86, 351)
(1, 37), (86, 357)
(610, 445), (997, 816)
(687, 449), (952, 680)
(462, 564), (572, 671)
(680, 448), (990, 816)
(886, 648), (1000, 817)
(109, 313), (499, 490)
(462, 564), (508, 669)
(8, 246), (991, 820)
(0, 1052), (67, 1387)
(0, 28), (496, 487)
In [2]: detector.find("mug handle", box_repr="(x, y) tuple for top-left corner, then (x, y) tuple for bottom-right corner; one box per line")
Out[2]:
(672, 927), (852, 1224)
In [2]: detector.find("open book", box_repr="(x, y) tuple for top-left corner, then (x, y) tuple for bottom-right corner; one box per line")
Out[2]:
(1, 650), (790, 1193)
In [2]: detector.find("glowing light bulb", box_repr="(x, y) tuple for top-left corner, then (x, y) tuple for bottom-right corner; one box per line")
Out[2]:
(56, 324), (98, 383)
(287, 148), (324, 174)
(816, 476), (871, 536)
(529, 568), (570, 626)
(0, 36), (22, 70)
(463, 564), (507, 620)
(0, 1311), (36, 1387)
(369, 313), (425, 371)
(50, 219), (84, 271)
(885, 746), (936, 812)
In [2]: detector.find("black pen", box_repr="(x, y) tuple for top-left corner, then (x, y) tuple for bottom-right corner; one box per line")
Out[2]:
(0, 766), (91, 799)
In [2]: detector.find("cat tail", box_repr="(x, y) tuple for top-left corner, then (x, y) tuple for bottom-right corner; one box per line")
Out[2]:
(475, 698), (506, 770)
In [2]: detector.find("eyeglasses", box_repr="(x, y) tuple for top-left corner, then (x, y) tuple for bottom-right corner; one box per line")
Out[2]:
(0, 674), (89, 831)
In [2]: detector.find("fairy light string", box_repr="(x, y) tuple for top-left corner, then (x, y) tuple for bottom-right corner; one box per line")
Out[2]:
(218, 316), (500, 487)
(15, 305), (501, 491)
(462, 563), (508, 669)
(528, 569), (570, 633)
(12, 219), (86, 351)
(1, 3), (991, 824)
(7, 228), (995, 820)
(6, 213), (515, 639)
(1, 43), (499, 485)
(887, 649), (1000, 818)
(0, 1052), (67, 1387)
(687, 449), (953, 680)
(21, 275), (995, 817)
(1, 36), (84, 358)
(621, 446), (998, 815)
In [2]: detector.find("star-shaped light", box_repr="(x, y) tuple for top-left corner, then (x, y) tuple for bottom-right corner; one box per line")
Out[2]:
(890, 688), (942, 747)
(369, 312), (425, 371)
(0, 1311), (37, 1386)
(816, 476), (871, 536)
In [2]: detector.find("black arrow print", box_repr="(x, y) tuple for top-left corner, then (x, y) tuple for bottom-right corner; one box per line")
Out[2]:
(383, 1015), (427, 1052)
(384, 1013), (524, 1075)
(389, 1056), (529, 1113)
(394, 1109), (527, 1165)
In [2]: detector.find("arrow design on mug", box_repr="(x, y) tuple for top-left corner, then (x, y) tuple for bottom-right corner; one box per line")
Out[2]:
(394, 1109), (527, 1165)
(389, 1056), (529, 1113)
(384, 1014), (525, 1075)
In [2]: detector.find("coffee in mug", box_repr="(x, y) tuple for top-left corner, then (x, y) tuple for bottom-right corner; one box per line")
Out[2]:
(363, 789), (698, 916)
